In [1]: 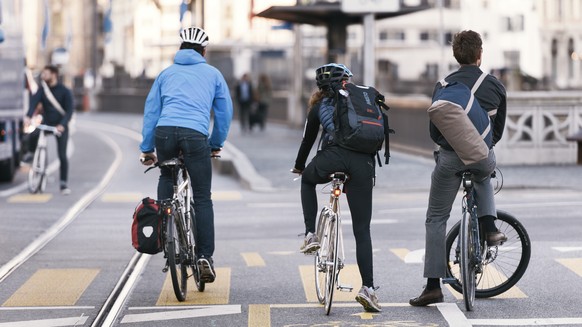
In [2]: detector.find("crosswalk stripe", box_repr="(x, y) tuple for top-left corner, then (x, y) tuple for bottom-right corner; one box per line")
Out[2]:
(299, 264), (361, 303)
(248, 304), (270, 327)
(241, 253), (266, 267)
(557, 258), (582, 278)
(2, 269), (99, 307)
(156, 268), (231, 305)
(0, 316), (88, 327)
(7, 194), (52, 203)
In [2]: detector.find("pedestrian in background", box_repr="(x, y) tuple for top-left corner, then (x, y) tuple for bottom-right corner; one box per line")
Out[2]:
(409, 30), (507, 307)
(235, 73), (254, 133)
(251, 73), (272, 131)
(139, 27), (233, 284)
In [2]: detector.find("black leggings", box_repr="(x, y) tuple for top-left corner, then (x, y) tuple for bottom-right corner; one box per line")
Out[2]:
(301, 146), (376, 287)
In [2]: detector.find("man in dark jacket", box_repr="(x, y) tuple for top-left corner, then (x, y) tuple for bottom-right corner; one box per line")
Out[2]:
(410, 30), (507, 306)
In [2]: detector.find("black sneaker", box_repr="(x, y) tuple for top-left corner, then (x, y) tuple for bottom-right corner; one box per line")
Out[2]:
(197, 256), (216, 283)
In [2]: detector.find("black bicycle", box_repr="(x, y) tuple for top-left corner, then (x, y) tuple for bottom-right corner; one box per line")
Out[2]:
(444, 169), (531, 311)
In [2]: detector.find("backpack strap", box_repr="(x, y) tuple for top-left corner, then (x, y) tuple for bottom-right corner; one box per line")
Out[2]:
(41, 80), (66, 117)
(465, 72), (488, 114)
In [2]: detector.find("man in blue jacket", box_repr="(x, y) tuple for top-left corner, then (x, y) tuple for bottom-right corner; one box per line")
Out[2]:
(139, 27), (233, 283)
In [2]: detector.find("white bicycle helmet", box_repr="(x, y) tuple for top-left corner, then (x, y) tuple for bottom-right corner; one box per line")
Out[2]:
(180, 27), (209, 47)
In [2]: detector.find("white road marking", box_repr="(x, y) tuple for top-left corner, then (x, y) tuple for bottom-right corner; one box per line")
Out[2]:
(0, 316), (88, 327)
(469, 318), (582, 325)
(0, 306), (94, 310)
(436, 303), (472, 327)
(120, 305), (241, 323)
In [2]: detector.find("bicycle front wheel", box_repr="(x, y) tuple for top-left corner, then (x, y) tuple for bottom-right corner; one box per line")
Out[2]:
(446, 210), (531, 298)
(28, 147), (47, 193)
(166, 210), (188, 301)
(190, 203), (205, 292)
(324, 214), (339, 315)
(314, 207), (332, 304)
(460, 211), (476, 311)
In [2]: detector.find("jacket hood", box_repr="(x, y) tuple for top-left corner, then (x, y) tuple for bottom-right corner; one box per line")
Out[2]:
(174, 49), (206, 65)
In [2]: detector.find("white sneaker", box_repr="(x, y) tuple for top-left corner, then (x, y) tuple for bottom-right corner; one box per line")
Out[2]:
(299, 232), (320, 254)
(60, 187), (71, 195)
(356, 286), (382, 312)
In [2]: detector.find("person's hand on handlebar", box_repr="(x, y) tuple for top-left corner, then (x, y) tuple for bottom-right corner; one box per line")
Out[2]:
(211, 148), (221, 158)
(139, 152), (157, 166)
(290, 167), (302, 175)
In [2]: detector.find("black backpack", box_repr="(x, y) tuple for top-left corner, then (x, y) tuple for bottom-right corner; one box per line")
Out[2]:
(131, 197), (163, 254)
(334, 83), (394, 164)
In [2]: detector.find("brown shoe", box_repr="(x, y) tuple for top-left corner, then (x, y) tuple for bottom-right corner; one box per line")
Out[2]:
(409, 288), (444, 306)
(486, 231), (507, 246)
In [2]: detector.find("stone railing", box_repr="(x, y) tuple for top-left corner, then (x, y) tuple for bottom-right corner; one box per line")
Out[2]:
(495, 92), (582, 165)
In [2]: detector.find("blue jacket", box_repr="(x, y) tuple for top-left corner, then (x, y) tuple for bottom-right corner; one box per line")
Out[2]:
(140, 50), (233, 153)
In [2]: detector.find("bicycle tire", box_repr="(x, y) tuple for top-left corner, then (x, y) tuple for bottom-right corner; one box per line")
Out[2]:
(446, 210), (531, 298)
(28, 147), (47, 193)
(314, 208), (331, 304)
(324, 214), (339, 315)
(190, 204), (205, 292)
(166, 210), (188, 301)
(460, 210), (476, 311)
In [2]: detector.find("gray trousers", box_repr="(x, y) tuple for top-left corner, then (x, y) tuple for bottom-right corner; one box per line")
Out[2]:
(423, 148), (497, 278)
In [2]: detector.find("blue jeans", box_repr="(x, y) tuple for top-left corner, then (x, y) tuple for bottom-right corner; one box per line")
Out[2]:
(155, 126), (214, 257)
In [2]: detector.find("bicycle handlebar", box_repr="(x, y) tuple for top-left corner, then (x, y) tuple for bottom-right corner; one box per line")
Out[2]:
(32, 124), (61, 137)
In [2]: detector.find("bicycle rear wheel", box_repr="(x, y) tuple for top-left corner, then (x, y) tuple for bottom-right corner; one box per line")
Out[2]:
(28, 147), (47, 193)
(166, 209), (188, 301)
(460, 211), (476, 311)
(446, 210), (531, 298)
(324, 214), (339, 315)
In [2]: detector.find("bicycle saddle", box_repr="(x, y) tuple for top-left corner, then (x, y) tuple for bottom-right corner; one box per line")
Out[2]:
(329, 172), (349, 182)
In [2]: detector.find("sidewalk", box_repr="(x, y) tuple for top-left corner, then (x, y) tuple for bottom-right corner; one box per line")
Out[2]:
(221, 120), (582, 193)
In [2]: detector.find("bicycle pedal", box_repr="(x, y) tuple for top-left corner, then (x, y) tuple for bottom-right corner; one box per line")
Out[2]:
(442, 277), (456, 284)
(338, 285), (353, 292)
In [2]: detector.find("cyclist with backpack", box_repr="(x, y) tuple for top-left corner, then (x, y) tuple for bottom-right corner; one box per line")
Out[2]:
(291, 63), (382, 312)
(139, 27), (233, 284)
(409, 30), (507, 307)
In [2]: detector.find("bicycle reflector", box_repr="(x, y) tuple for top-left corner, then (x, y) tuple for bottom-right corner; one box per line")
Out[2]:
(333, 188), (342, 197)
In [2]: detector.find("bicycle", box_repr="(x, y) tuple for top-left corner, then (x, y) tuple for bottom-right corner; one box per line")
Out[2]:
(313, 172), (353, 315)
(27, 123), (61, 194)
(145, 156), (204, 301)
(444, 169), (531, 311)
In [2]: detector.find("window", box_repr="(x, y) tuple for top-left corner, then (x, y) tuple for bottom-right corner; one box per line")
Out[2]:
(419, 31), (437, 42)
(379, 30), (405, 41)
(503, 15), (525, 32)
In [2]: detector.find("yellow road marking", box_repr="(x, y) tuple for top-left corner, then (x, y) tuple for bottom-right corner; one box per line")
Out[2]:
(299, 264), (361, 303)
(445, 263), (526, 299)
(101, 193), (143, 203)
(241, 252), (266, 267)
(2, 269), (99, 306)
(212, 191), (242, 201)
(351, 312), (380, 320)
(390, 248), (410, 261)
(7, 194), (52, 203)
(156, 268), (231, 305)
(557, 258), (582, 278)
(248, 304), (270, 327)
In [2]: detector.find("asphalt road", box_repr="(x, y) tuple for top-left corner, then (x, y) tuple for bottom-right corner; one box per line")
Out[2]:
(0, 112), (581, 327)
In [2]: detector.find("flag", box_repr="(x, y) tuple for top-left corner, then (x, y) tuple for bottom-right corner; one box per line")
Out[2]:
(41, 0), (50, 49)
(179, 0), (188, 24)
(103, 0), (113, 43)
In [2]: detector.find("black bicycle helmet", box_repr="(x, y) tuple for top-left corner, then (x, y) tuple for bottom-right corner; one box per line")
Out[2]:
(315, 63), (353, 89)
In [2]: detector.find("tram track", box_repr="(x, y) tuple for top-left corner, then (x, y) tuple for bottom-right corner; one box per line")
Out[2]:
(0, 120), (151, 326)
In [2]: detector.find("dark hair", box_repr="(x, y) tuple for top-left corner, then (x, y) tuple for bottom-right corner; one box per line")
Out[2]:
(452, 30), (482, 65)
(44, 65), (59, 76)
(180, 42), (205, 55)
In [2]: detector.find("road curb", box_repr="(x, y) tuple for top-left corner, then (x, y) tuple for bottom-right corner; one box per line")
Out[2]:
(212, 140), (273, 192)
